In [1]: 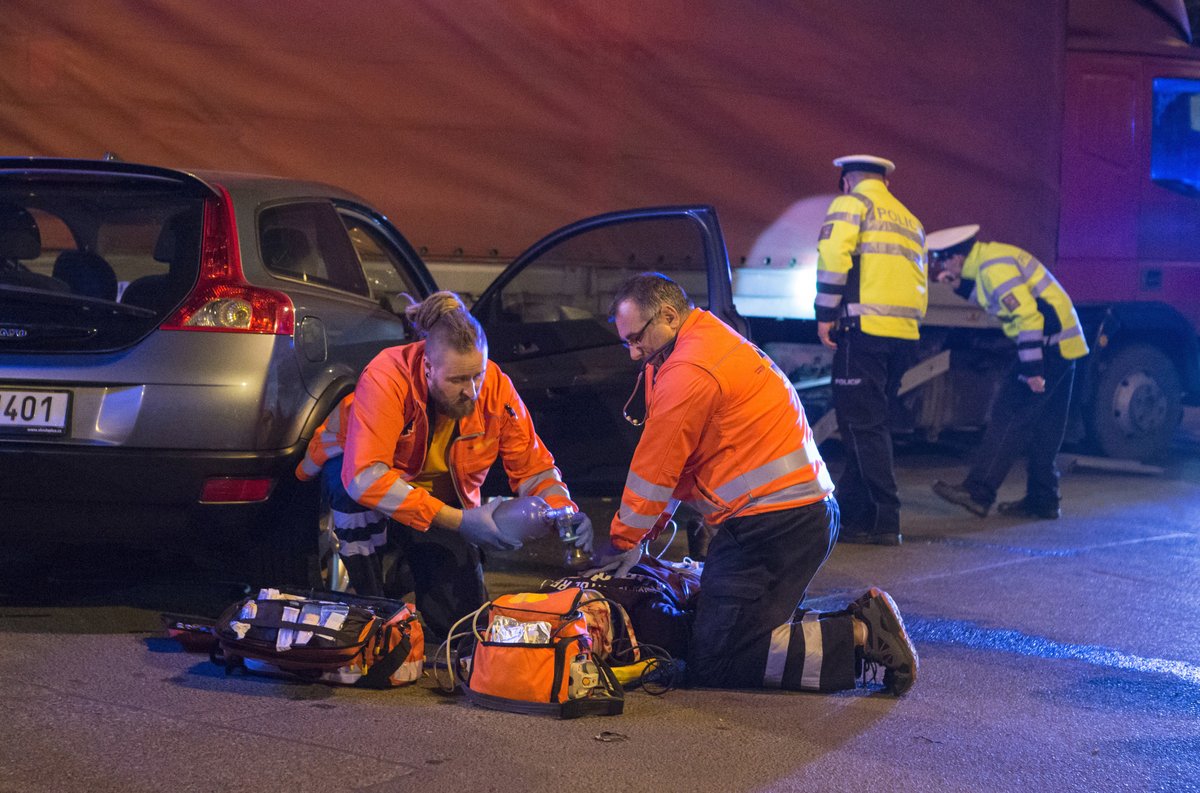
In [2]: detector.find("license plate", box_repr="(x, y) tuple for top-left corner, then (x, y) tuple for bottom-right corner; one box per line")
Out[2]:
(0, 389), (71, 436)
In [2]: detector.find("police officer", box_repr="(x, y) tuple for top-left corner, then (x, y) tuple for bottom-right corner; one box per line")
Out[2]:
(927, 226), (1089, 519)
(814, 155), (928, 545)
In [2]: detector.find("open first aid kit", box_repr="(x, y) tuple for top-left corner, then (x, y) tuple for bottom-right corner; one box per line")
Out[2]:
(212, 588), (424, 688)
(442, 587), (624, 718)
(542, 555), (702, 664)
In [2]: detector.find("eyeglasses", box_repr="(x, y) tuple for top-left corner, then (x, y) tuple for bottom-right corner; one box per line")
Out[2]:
(621, 313), (657, 349)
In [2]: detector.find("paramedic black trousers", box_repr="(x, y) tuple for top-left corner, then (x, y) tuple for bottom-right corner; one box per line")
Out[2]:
(962, 351), (1076, 511)
(689, 496), (858, 691)
(831, 326), (917, 538)
(321, 456), (486, 641)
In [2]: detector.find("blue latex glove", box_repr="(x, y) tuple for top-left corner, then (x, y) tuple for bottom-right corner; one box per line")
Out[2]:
(569, 513), (594, 555)
(585, 540), (642, 579)
(459, 500), (522, 551)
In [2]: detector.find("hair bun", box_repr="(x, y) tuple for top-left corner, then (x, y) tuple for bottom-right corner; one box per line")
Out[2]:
(405, 291), (466, 336)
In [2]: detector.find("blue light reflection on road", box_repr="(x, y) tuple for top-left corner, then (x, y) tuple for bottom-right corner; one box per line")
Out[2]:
(905, 616), (1200, 686)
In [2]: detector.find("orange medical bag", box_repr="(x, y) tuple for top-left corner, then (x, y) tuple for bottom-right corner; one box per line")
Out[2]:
(461, 587), (623, 718)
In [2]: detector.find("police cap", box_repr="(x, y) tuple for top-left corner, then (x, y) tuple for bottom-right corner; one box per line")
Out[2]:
(832, 154), (896, 176)
(926, 224), (980, 259)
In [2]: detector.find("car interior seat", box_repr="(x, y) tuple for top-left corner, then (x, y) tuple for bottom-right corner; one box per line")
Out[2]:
(52, 250), (119, 301)
(260, 226), (318, 280)
(0, 203), (69, 292)
(121, 209), (200, 311)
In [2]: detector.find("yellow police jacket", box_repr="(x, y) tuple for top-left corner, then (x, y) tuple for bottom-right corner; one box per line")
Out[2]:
(962, 241), (1089, 376)
(814, 178), (927, 340)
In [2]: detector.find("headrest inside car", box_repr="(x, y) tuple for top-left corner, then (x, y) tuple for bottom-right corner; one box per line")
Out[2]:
(260, 227), (314, 272)
(0, 204), (41, 260)
(154, 210), (202, 265)
(53, 250), (119, 301)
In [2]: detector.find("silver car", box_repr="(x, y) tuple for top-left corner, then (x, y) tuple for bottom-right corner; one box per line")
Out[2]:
(0, 158), (436, 581)
(0, 157), (739, 584)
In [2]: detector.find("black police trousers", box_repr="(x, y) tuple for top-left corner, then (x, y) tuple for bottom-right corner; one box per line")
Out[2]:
(831, 327), (917, 537)
(962, 352), (1076, 510)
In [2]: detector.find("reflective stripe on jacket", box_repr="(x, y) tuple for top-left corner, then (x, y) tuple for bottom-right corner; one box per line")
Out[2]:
(814, 178), (927, 340)
(295, 393), (354, 481)
(963, 242), (1089, 377)
(339, 342), (575, 530)
(610, 309), (834, 550)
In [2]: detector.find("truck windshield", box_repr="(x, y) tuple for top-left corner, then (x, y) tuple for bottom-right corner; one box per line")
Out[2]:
(1150, 77), (1200, 196)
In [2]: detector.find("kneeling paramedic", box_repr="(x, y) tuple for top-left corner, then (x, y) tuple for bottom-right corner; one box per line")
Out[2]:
(297, 292), (592, 641)
(593, 273), (919, 695)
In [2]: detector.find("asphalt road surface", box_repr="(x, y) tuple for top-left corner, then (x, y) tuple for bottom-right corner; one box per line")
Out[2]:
(2, 417), (1199, 793)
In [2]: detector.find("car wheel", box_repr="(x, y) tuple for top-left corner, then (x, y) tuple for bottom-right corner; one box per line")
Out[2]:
(317, 488), (350, 592)
(1088, 344), (1183, 462)
(237, 477), (324, 588)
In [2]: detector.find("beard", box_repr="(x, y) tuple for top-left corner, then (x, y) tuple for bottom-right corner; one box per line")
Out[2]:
(431, 387), (477, 420)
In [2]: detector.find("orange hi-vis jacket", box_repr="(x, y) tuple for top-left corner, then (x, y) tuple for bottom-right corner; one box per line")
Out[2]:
(300, 341), (575, 530)
(296, 393), (354, 482)
(610, 309), (834, 551)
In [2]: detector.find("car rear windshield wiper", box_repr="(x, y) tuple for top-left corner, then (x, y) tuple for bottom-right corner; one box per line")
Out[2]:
(0, 283), (157, 318)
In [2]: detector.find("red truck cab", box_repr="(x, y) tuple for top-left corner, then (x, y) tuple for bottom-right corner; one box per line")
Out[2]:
(1053, 13), (1200, 459)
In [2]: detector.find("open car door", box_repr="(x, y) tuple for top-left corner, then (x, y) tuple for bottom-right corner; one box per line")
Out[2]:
(472, 205), (741, 495)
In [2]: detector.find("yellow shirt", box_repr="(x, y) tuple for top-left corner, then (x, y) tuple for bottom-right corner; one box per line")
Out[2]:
(409, 412), (459, 506)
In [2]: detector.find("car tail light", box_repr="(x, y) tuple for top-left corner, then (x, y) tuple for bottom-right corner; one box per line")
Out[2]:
(200, 477), (276, 504)
(161, 185), (295, 335)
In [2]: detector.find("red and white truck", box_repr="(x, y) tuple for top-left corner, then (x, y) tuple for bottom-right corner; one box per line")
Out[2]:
(729, 0), (1200, 461)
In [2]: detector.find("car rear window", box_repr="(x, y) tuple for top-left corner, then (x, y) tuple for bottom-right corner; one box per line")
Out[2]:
(0, 173), (205, 352)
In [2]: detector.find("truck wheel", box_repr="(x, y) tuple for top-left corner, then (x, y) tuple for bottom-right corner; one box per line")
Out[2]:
(1088, 344), (1183, 461)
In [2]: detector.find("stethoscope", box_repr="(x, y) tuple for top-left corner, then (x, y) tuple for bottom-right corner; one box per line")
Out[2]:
(620, 339), (675, 427)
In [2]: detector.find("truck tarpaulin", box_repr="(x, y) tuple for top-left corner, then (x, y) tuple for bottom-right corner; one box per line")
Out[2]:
(2, 0), (1076, 264)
